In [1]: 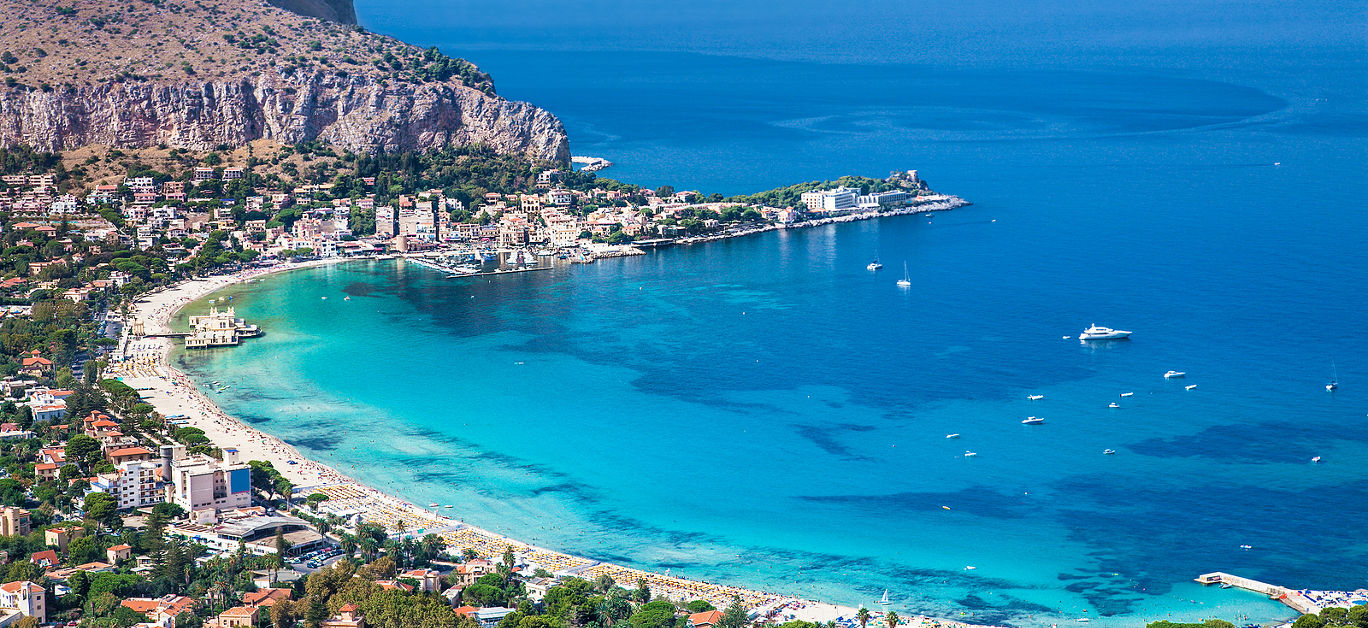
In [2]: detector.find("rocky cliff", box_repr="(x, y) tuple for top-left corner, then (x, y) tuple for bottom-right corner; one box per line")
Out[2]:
(266, 0), (357, 24)
(0, 0), (569, 162)
(0, 73), (570, 161)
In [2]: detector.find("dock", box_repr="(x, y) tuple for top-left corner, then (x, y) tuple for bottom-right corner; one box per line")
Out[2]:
(1195, 572), (1321, 615)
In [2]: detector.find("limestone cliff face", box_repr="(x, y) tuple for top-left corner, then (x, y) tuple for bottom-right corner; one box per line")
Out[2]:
(0, 72), (570, 162)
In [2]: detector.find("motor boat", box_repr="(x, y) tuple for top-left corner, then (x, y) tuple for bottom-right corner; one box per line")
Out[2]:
(946, 433), (960, 439)
(1185, 384), (1198, 390)
(1164, 371), (1186, 378)
(867, 261), (883, 271)
(1108, 402), (1120, 408)
(1120, 392), (1134, 397)
(1079, 324), (1131, 340)
(1022, 416), (1044, 425)
(964, 451), (978, 457)
(1028, 394), (1044, 401)
(1103, 449), (1117, 455)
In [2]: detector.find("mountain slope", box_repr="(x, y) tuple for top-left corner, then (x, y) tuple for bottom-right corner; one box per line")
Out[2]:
(0, 0), (569, 161)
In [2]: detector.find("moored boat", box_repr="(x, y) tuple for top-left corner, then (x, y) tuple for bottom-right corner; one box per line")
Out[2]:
(1079, 324), (1131, 341)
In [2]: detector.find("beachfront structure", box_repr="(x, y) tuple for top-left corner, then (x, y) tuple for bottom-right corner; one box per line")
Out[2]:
(91, 460), (164, 510)
(166, 508), (326, 557)
(0, 509), (28, 537)
(0, 581), (45, 625)
(800, 187), (860, 212)
(163, 445), (252, 514)
(185, 306), (260, 349)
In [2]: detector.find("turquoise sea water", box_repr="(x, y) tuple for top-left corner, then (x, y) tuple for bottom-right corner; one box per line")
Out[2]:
(177, 1), (1366, 625)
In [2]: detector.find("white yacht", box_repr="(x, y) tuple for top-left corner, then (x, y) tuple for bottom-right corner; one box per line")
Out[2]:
(1022, 416), (1044, 425)
(1164, 370), (1186, 378)
(896, 262), (912, 287)
(1079, 324), (1131, 340)
(946, 433), (961, 439)
(1185, 384), (1198, 390)
(964, 451), (978, 457)
(1028, 394), (1044, 401)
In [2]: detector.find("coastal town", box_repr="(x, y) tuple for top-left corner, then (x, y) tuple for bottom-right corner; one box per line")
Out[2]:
(0, 144), (1001, 627)
(0, 146), (1362, 628)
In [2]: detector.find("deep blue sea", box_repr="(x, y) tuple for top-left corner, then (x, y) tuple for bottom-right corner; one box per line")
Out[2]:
(175, 1), (1367, 625)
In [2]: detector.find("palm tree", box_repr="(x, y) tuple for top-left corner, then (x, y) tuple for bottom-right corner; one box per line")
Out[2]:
(886, 612), (900, 628)
(857, 608), (870, 628)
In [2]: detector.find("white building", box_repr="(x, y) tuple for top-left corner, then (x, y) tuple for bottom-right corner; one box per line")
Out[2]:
(800, 187), (860, 212)
(163, 445), (252, 515)
(24, 392), (66, 423)
(90, 460), (163, 510)
(0, 581), (45, 625)
(857, 190), (910, 208)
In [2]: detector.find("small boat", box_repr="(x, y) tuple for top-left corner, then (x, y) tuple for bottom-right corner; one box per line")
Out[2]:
(1028, 394), (1044, 401)
(1022, 416), (1044, 425)
(428, 503), (439, 508)
(1103, 449), (1116, 455)
(896, 262), (912, 288)
(867, 260), (883, 271)
(1164, 371), (1186, 379)
(444, 505), (453, 509)
(1185, 384), (1198, 390)
(321, 296), (328, 300)
(964, 566), (976, 570)
(1311, 456), (1322, 463)
(946, 433), (960, 439)
(1120, 392), (1134, 397)
(344, 296), (351, 301)
(1239, 544), (1253, 550)
(1079, 324), (1132, 341)
(1221, 583), (1233, 589)
(964, 451), (978, 457)
(1108, 402), (1120, 408)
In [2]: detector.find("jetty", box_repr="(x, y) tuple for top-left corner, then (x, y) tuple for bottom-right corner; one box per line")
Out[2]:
(1195, 572), (1368, 615)
(184, 306), (261, 349)
(571, 155), (613, 172)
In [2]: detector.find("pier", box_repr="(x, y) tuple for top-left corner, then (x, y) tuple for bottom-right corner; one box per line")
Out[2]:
(571, 155), (613, 172)
(1195, 572), (1321, 615)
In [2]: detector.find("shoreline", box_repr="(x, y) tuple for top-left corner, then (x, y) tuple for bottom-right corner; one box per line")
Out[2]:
(107, 222), (1001, 628)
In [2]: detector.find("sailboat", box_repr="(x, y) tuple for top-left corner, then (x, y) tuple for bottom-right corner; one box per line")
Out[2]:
(1326, 360), (1339, 391)
(896, 263), (912, 287)
(878, 590), (891, 611)
(867, 252), (883, 271)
